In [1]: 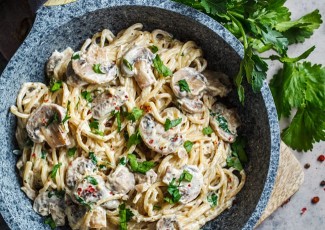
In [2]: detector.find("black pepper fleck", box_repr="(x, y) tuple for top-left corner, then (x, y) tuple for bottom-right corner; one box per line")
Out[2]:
(304, 163), (310, 169)
(320, 180), (325, 187)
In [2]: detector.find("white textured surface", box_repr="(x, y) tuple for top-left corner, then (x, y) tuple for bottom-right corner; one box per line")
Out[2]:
(258, 0), (325, 229)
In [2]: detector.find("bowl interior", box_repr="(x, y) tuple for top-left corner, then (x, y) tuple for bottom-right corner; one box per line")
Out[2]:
(0, 4), (275, 230)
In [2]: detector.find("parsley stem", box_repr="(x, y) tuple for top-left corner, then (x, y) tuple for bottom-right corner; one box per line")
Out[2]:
(228, 13), (248, 49)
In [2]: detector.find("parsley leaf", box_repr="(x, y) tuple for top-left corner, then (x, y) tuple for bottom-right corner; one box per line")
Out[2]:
(125, 107), (144, 122)
(81, 91), (93, 102)
(127, 154), (155, 174)
(207, 193), (218, 207)
(123, 59), (133, 71)
(112, 111), (122, 132)
(72, 52), (80, 60)
(216, 114), (231, 134)
(74, 194), (92, 209)
(62, 101), (71, 123)
(164, 118), (182, 131)
(85, 176), (98, 185)
(41, 150), (47, 159)
(153, 54), (173, 77)
(89, 120), (104, 136)
(67, 147), (77, 157)
(50, 80), (62, 92)
(44, 216), (56, 230)
(179, 170), (193, 182)
(50, 163), (62, 179)
(178, 79), (191, 92)
(127, 130), (142, 148)
(149, 45), (159, 53)
(203, 126), (213, 135)
(93, 64), (105, 74)
(119, 157), (127, 166)
(184, 140), (193, 153)
(119, 203), (134, 230)
(164, 178), (182, 204)
(89, 152), (97, 165)
(226, 137), (247, 171)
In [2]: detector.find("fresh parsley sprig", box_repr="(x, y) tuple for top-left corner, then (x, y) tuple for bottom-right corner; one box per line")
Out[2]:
(174, 0), (324, 151)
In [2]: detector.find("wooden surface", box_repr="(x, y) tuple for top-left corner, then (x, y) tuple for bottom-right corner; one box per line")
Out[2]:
(256, 142), (304, 227)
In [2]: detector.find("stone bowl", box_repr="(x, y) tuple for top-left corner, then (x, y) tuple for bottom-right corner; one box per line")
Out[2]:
(0, 0), (280, 229)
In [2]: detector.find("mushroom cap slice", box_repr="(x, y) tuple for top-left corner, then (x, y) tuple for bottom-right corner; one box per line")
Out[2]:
(65, 195), (87, 228)
(139, 113), (184, 155)
(156, 216), (181, 230)
(91, 87), (129, 120)
(163, 165), (203, 204)
(171, 67), (207, 99)
(46, 47), (74, 80)
(177, 97), (205, 114)
(65, 157), (97, 188)
(203, 70), (231, 97)
(107, 165), (135, 194)
(89, 206), (107, 229)
(134, 60), (157, 89)
(121, 46), (155, 77)
(71, 44), (118, 84)
(209, 103), (240, 143)
(26, 103), (70, 148)
(66, 61), (88, 87)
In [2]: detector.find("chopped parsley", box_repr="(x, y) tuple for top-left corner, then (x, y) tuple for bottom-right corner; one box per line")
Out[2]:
(89, 120), (104, 136)
(112, 111), (122, 132)
(81, 91), (93, 102)
(127, 153), (155, 174)
(67, 147), (77, 157)
(153, 205), (161, 210)
(123, 59), (133, 71)
(127, 130), (142, 148)
(119, 203), (134, 230)
(149, 45), (159, 53)
(227, 137), (247, 171)
(183, 140), (193, 153)
(89, 152), (97, 165)
(71, 52), (80, 60)
(164, 118), (182, 131)
(153, 54), (173, 77)
(207, 193), (218, 207)
(62, 101), (71, 123)
(202, 126), (213, 135)
(50, 80), (62, 92)
(216, 114), (231, 133)
(41, 150), (47, 159)
(85, 176), (98, 185)
(44, 216), (56, 230)
(74, 194), (92, 209)
(178, 79), (191, 93)
(50, 163), (62, 179)
(179, 170), (193, 182)
(119, 157), (127, 166)
(125, 107), (144, 122)
(46, 112), (59, 127)
(93, 63), (105, 74)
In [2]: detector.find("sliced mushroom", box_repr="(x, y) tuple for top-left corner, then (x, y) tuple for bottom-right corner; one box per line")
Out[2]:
(33, 190), (66, 226)
(156, 216), (181, 230)
(163, 165), (203, 204)
(177, 97), (204, 114)
(209, 103), (240, 143)
(71, 44), (118, 84)
(89, 206), (107, 229)
(121, 46), (156, 89)
(65, 195), (87, 229)
(107, 165), (135, 194)
(46, 47), (74, 80)
(203, 70), (231, 97)
(65, 61), (88, 87)
(91, 87), (128, 120)
(134, 169), (157, 193)
(73, 175), (111, 205)
(139, 113), (184, 155)
(171, 67), (207, 99)
(65, 157), (97, 188)
(26, 103), (70, 148)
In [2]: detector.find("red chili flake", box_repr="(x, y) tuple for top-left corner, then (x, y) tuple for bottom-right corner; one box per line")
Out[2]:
(113, 102), (116, 106)
(115, 107), (120, 111)
(85, 186), (95, 193)
(87, 110), (91, 115)
(149, 139), (154, 144)
(300, 207), (307, 215)
(43, 99), (49, 102)
(311, 196), (320, 204)
(317, 155), (324, 162)
(125, 95), (128, 99)
(110, 191), (113, 195)
(188, 184), (191, 187)
(77, 188), (82, 195)
(31, 153), (36, 158)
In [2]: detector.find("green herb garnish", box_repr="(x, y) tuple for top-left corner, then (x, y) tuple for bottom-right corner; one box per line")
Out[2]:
(202, 126), (213, 135)
(44, 216), (56, 230)
(67, 147), (77, 157)
(207, 193), (218, 207)
(164, 178), (182, 204)
(74, 194), (92, 209)
(50, 81), (62, 92)
(127, 130), (142, 148)
(119, 203), (134, 230)
(50, 163), (62, 179)
(123, 59), (133, 71)
(85, 176), (98, 185)
(216, 114), (231, 134)
(62, 101), (71, 123)
(183, 140), (193, 153)
(127, 154), (155, 174)
(125, 107), (144, 122)
(164, 118), (182, 131)
(153, 54), (173, 77)
(179, 170), (193, 182)
(71, 52), (80, 60)
(89, 152), (97, 165)
(119, 157), (127, 166)
(149, 45), (159, 53)
(178, 79), (191, 92)
(41, 150), (47, 159)
(93, 63), (105, 74)
(81, 91), (93, 102)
